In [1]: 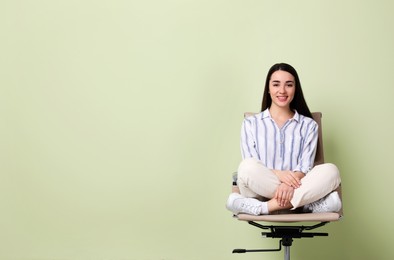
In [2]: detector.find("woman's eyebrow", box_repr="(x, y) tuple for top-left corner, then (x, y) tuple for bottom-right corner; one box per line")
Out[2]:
(271, 80), (294, 83)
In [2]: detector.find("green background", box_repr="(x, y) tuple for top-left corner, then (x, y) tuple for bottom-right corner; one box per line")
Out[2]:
(1, 0), (393, 259)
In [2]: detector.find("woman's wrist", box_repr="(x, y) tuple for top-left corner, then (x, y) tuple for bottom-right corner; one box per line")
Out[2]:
(292, 171), (305, 180)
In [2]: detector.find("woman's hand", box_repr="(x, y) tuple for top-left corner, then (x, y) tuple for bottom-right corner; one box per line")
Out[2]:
(272, 170), (303, 188)
(275, 183), (294, 207)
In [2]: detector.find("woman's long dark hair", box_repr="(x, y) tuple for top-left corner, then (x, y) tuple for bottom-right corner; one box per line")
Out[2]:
(261, 63), (313, 118)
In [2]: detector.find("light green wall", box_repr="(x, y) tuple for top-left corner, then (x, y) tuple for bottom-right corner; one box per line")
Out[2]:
(1, 0), (393, 259)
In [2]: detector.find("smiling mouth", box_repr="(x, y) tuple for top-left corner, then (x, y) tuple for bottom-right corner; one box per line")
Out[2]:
(277, 96), (288, 102)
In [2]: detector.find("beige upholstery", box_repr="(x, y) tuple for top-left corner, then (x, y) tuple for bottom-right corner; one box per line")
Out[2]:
(235, 112), (343, 222)
(237, 212), (340, 222)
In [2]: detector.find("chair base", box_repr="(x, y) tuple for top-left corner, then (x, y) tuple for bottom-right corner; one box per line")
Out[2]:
(232, 221), (330, 260)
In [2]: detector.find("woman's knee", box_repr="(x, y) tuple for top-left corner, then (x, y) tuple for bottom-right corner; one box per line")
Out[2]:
(237, 157), (260, 178)
(316, 163), (341, 183)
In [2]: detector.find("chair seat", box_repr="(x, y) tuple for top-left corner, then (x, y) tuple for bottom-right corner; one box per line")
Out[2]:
(236, 212), (342, 223)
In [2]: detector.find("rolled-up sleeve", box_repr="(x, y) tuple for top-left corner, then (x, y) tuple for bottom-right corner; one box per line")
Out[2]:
(293, 122), (318, 174)
(240, 118), (259, 160)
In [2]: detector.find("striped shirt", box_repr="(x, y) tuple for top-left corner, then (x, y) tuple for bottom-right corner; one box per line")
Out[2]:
(240, 109), (318, 174)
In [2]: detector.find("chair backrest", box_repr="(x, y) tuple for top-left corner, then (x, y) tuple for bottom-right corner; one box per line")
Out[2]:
(244, 112), (324, 166)
(311, 112), (324, 166)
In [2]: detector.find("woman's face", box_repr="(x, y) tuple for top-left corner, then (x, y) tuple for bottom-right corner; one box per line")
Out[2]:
(269, 70), (296, 110)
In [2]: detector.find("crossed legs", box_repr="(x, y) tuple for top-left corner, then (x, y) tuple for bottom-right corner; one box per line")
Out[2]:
(236, 158), (341, 213)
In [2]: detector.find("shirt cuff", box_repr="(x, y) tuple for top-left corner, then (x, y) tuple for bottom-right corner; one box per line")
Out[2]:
(293, 166), (312, 174)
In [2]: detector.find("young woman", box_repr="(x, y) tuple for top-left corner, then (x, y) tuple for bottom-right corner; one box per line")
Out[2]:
(226, 63), (342, 215)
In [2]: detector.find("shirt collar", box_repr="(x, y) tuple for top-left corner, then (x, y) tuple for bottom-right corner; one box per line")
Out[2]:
(261, 108), (300, 122)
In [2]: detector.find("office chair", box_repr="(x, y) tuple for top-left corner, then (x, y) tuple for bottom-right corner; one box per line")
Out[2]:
(230, 112), (343, 260)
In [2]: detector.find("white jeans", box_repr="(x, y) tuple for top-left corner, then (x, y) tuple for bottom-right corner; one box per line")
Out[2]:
(237, 158), (341, 209)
